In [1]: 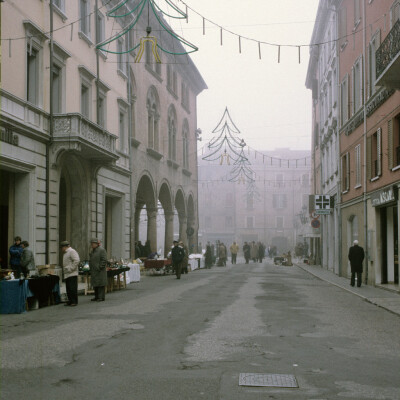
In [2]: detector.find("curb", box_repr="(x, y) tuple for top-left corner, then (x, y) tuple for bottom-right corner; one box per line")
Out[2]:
(295, 263), (400, 317)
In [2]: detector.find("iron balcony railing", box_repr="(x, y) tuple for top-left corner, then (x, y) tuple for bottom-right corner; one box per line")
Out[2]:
(376, 19), (400, 79)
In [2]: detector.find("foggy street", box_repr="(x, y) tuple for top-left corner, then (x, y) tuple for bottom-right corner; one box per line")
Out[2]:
(1, 261), (400, 400)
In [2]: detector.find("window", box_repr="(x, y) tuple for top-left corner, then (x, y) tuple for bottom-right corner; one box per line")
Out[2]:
(168, 106), (177, 161)
(246, 216), (254, 229)
(391, 0), (400, 27)
(225, 216), (233, 228)
(53, 0), (64, 12)
(388, 114), (400, 169)
(341, 152), (350, 192)
(355, 144), (361, 187)
(80, 0), (91, 37)
(301, 174), (309, 186)
(340, 75), (349, 125)
(182, 119), (189, 169)
(339, 6), (348, 49)
(119, 111), (127, 152)
(146, 87), (160, 151)
(273, 194), (287, 209)
(167, 65), (172, 88)
(98, 95), (105, 127)
(276, 216), (284, 229)
(27, 47), (39, 105)
(246, 193), (254, 210)
(352, 56), (363, 113)
(225, 193), (233, 207)
(52, 64), (61, 113)
(368, 31), (380, 97)
(370, 128), (381, 178)
(81, 84), (89, 118)
(117, 38), (127, 76)
(354, 0), (361, 27)
(96, 11), (105, 46)
(181, 81), (190, 110)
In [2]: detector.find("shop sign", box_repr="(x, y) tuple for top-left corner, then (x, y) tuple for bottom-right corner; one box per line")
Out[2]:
(0, 126), (19, 146)
(371, 186), (397, 207)
(314, 195), (332, 214)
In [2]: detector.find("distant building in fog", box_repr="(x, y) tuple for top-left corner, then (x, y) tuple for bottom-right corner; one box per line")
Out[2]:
(198, 148), (312, 254)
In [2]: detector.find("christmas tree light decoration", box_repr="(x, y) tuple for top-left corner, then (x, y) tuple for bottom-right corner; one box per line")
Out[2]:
(228, 147), (255, 184)
(202, 107), (245, 165)
(96, 0), (198, 63)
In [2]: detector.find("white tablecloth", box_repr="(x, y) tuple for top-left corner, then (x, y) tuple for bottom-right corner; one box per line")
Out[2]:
(127, 263), (141, 283)
(189, 254), (204, 269)
(189, 259), (199, 271)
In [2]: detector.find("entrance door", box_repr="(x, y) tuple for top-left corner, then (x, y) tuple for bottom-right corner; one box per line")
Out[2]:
(393, 206), (398, 284)
(381, 207), (388, 283)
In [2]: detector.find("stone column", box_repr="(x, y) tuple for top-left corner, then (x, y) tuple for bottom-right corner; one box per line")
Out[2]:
(178, 214), (187, 244)
(147, 207), (158, 253)
(164, 211), (174, 257)
(134, 207), (141, 243)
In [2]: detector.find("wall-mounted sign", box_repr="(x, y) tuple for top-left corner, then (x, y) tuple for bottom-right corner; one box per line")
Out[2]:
(371, 186), (397, 207)
(314, 195), (332, 215)
(311, 218), (320, 229)
(0, 126), (19, 146)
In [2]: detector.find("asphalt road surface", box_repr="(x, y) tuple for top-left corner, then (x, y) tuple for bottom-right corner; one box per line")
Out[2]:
(1, 261), (400, 400)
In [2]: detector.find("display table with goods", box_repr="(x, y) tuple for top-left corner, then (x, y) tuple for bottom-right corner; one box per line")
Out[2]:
(0, 274), (61, 314)
(144, 258), (172, 275)
(79, 262), (130, 295)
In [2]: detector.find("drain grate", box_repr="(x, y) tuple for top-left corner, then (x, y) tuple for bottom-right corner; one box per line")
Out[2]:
(239, 373), (298, 388)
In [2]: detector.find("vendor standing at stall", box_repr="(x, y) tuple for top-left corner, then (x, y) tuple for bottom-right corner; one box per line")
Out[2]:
(61, 241), (80, 307)
(9, 236), (23, 277)
(20, 241), (35, 277)
(89, 238), (108, 302)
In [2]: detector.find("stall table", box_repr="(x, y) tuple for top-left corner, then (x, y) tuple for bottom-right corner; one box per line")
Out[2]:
(144, 259), (172, 274)
(80, 267), (130, 295)
(127, 263), (141, 283)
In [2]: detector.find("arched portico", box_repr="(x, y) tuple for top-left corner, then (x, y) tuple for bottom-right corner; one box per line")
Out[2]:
(175, 188), (187, 244)
(135, 174), (157, 253)
(159, 181), (174, 256)
(187, 194), (196, 251)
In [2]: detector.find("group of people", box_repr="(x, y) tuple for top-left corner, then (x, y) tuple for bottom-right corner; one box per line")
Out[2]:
(243, 241), (266, 264)
(8, 236), (35, 278)
(8, 236), (109, 307)
(134, 240), (152, 259)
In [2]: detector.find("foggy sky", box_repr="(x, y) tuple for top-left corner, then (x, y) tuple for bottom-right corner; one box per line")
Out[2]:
(169, 0), (319, 151)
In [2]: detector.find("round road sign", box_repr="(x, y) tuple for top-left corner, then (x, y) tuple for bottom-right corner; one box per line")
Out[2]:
(311, 218), (320, 229)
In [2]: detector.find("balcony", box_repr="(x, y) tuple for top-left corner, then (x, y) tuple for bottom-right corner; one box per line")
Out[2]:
(376, 19), (400, 89)
(52, 114), (118, 163)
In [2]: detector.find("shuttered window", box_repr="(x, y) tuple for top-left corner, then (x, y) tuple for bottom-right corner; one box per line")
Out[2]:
(340, 75), (349, 126)
(341, 152), (350, 192)
(371, 128), (382, 178)
(355, 144), (361, 187)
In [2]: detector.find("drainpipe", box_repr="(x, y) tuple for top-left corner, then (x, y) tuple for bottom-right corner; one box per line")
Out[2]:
(47, 0), (54, 264)
(95, 0), (100, 238)
(362, 0), (369, 284)
(335, 2), (342, 276)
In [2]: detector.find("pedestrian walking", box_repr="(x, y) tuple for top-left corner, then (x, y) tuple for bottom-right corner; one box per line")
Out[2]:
(205, 245), (212, 269)
(89, 238), (108, 301)
(172, 240), (185, 279)
(179, 241), (189, 274)
(257, 242), (265, 263)
(230, 241), (239, 264)
(9, 236), (24, 277)
(250, 241), (258, 262)
(218, 242), (227, 266)
(348, 240), (365, 287)
(243, 242), (250, 264)
(20, 241), (35, 278)
(60, 241), (80, 306)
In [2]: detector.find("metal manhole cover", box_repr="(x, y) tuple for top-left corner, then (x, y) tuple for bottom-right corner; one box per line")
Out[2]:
(239, 373), (298, 388)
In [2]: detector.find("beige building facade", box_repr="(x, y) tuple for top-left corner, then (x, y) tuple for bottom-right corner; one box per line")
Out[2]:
(0, 0), (206, 266)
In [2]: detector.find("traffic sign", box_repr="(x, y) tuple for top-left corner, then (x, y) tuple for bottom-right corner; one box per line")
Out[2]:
(311, 218), (320, 228)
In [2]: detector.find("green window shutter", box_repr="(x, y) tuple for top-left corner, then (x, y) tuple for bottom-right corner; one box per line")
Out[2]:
(367, 136), (372, 179)
(388, 119), (393, 170)
(346, 152), (350, 191)
(377, 127), (382, 176)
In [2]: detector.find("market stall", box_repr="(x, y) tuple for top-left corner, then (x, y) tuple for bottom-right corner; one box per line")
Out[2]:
(144, 258), (172, 275)
(127, 263), (141, 283)
(188, 254), (204, 271)
(0, 275), (61, 314)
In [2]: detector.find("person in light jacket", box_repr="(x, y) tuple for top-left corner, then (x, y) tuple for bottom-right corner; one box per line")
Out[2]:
(89, 238), (108, 301)
(61, 241), (80, 306)
(20, 241), (35, 277)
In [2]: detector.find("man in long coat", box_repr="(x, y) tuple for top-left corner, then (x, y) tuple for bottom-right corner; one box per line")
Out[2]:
(171, 240), (185, 279)
(89, 238), (108, 301)
(348, 240), (365, 287)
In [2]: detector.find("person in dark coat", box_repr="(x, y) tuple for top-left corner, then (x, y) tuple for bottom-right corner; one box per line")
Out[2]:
(9, 236), (23, 276)
(20, 241), (35, 277)
(205, 245), (212, 269)
(243, 242), (251, 264)
(171, 240), (184, 279)
(257, 242), (265, 263)
(89, 238), (108, 301)
(179, 241), (189, 274)
(348, 240), (365, 287)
